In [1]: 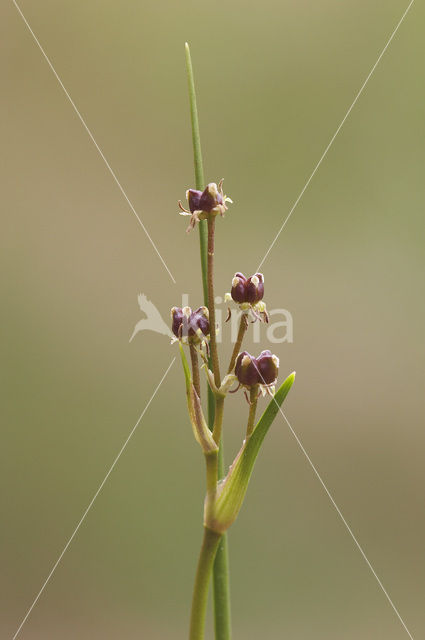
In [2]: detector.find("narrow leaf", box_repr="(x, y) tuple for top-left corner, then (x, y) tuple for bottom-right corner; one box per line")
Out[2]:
(207, 372), (296, 532)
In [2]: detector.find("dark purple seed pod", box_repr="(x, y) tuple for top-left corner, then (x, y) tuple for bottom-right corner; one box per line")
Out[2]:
(171, 306), (192, 338)
(189, 306), (210, 339)
(231, 273), (248, 304)
(235, 351), (260, 387)
(245, 273), (264, 304)
(186, 189), (203, 213)
(256, 349), (279, 385)
(199, 183), (223, 213)
(171, 306), (184, 337)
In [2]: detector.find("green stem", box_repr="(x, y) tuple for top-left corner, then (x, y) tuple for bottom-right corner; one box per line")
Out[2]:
(184, 42), (208, 303)
(204, 450), (219, 525)
(184, 42), (215, 440)
(185, 42), (231, 640)
(189, 528), (222, 640)
(212, 451), (231, 640)
(212, 396), (225, 445)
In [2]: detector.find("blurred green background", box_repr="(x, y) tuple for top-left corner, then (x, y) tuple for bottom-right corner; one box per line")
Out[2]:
(2, 1), (424, 638)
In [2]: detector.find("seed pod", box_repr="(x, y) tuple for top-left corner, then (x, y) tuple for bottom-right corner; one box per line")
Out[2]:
(230, 272), (264, 305)
(171, 306), (209, 343)
(171, 306), (185, 338)
(231, 273), (248, 304)
(256, 350), (279, 385)
(199, 183), (224, 213)
(235, 349), (279, 388)
(235, 351), (259, 387)
(245, 273), (264, 304)
(186, 189), (203, 213)
(178, 180), (231, 231)
(189, 306), (210, 340)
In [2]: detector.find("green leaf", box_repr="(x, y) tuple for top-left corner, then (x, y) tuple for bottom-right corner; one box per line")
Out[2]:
(179, 344), (218, 454)
(206, 372), (296, 532)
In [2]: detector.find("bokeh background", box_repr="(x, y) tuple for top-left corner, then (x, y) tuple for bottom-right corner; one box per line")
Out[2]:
(2, 1), (424, 638)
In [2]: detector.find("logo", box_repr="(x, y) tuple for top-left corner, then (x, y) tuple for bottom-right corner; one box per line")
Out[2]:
(129, 294), (173, 342)
(130, 293), (293, 344)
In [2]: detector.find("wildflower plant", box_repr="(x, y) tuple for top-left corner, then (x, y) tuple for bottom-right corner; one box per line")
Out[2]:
(178, 44), (295, 640)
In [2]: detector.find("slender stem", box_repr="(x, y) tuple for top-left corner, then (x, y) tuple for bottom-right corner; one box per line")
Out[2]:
(227, 314), (248, 374)
(212, 453), (231, 640)
(207, 214), (232, 639)
(185, 42), (208, 303)
(204, 451), (219, 524)
(184, 43), (215, 431)
(205, 453), (219, 496)
(246, 386), (259, 438)
(185, 42), (231, 640)
(189, 528), (222, 640)
(207, 216), (221, 387)
(189, 343), (201, 399)
(212, 396), (225, 444)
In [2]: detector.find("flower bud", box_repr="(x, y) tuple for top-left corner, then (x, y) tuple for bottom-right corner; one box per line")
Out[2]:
(235, 351), (259, 387)
(256, 350), (279, 385)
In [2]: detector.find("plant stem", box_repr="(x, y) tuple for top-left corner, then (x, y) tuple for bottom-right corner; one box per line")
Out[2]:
(212, 396), (225, 444)
(246, 386), (259, 438)
(207, 216), (221, 387)
(212, 452), (231, 640)
(184, 43), (215, 434)
(204, 451), (219, 524)
(185, 42), (231, 640)
(184, 42), (208, 303)
(207, 210), (232, 640)
(227, 314), (248, 374)
(189, 343), (201, 398)
(189, 528), (222, 640)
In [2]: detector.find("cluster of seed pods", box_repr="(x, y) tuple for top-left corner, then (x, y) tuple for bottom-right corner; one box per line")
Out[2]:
(171, 267), (279, 393)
